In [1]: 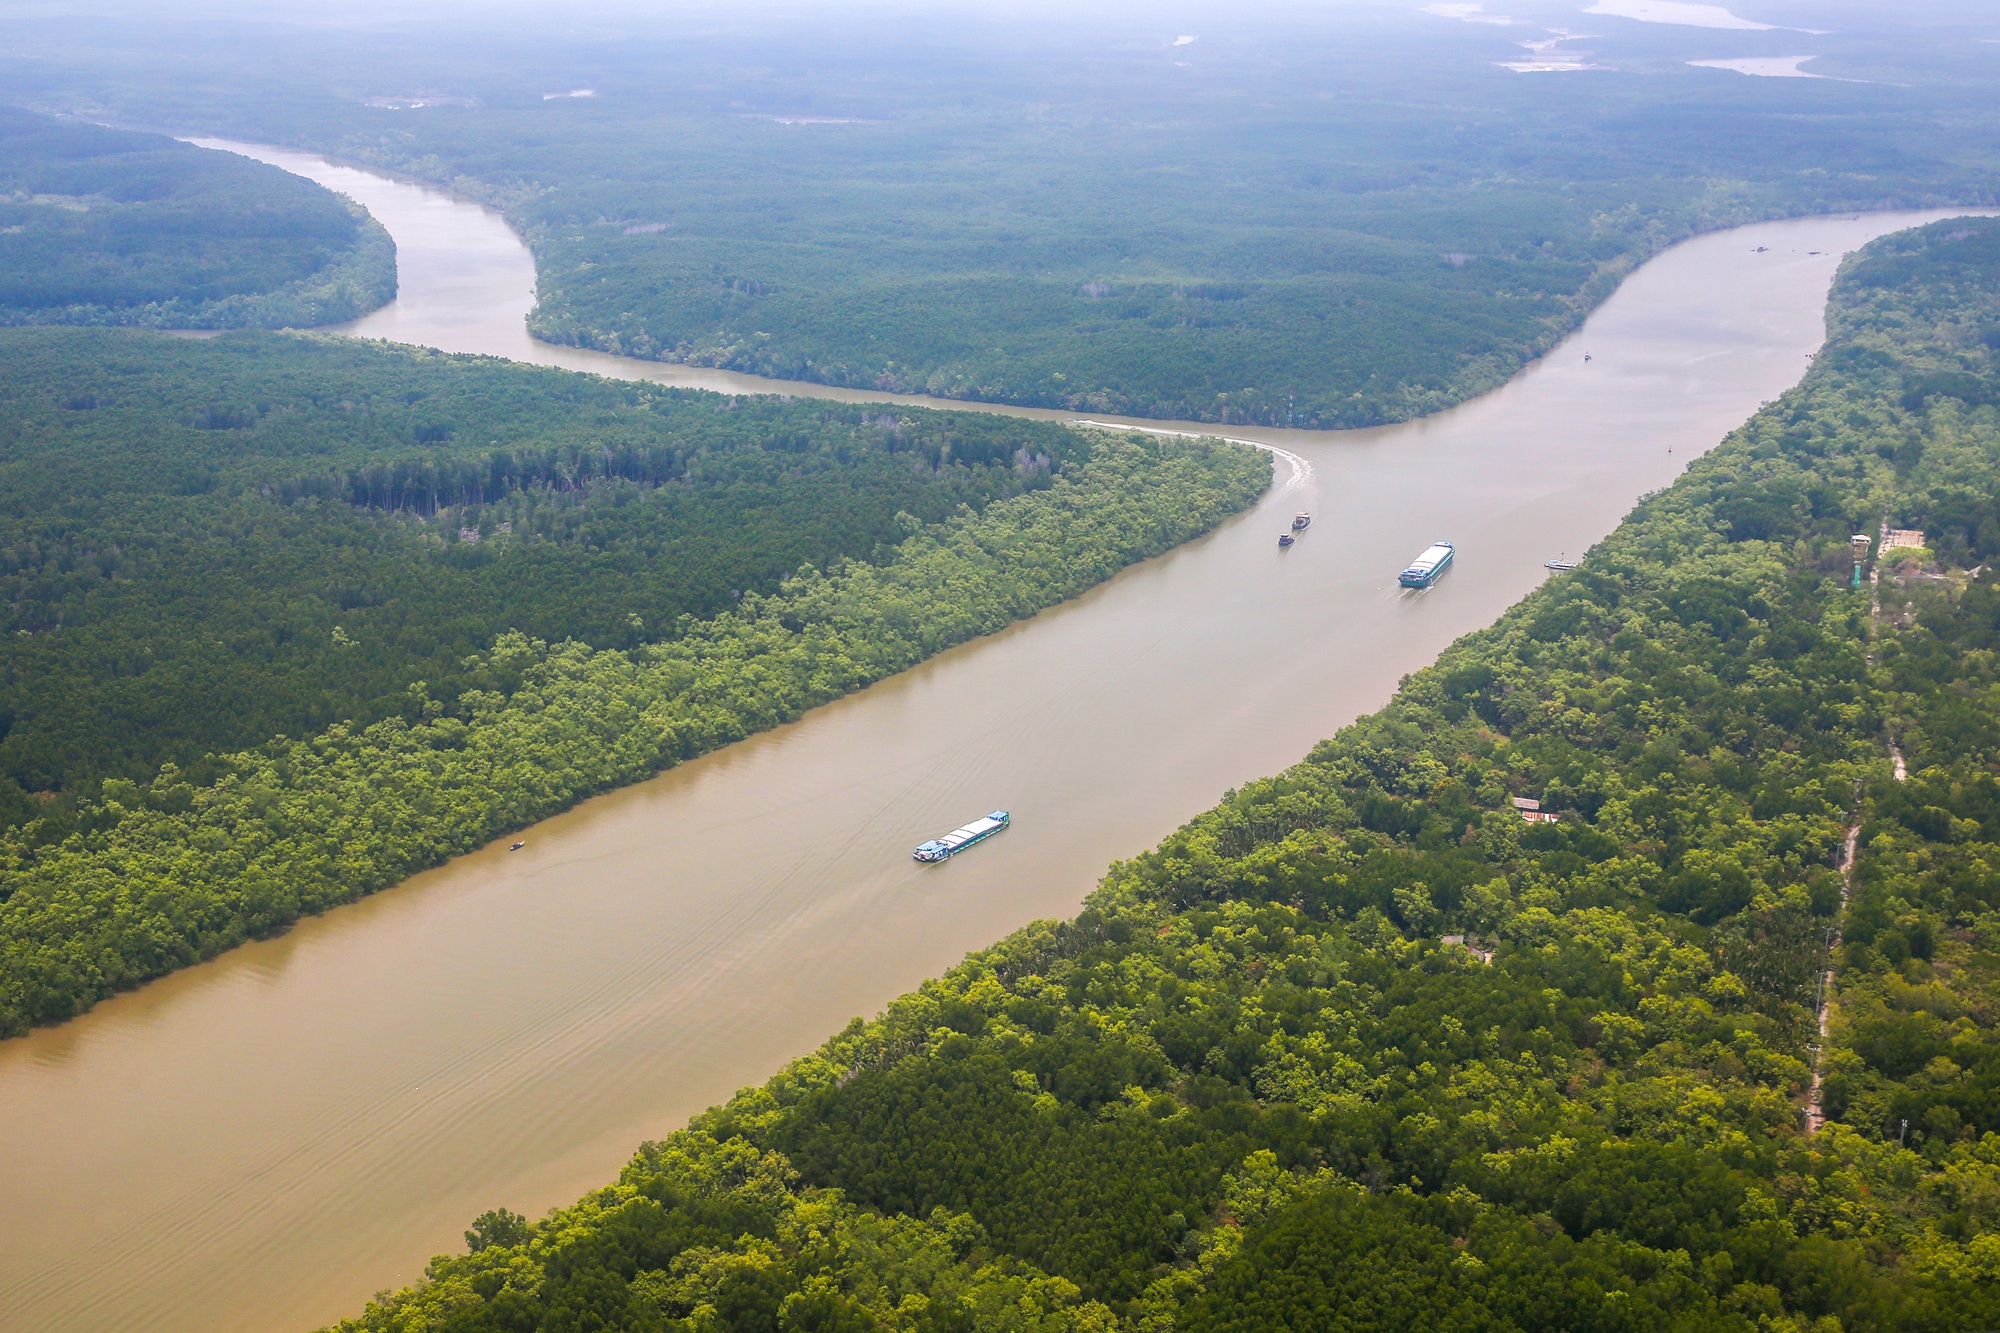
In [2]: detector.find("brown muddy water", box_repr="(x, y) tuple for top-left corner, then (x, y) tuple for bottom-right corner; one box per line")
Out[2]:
(0, 140), (1986, 1333)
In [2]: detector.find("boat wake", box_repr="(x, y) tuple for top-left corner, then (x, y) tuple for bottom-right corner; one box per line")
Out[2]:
(1256, 444), (1314, 491)
(1066, 420), (1315, 490)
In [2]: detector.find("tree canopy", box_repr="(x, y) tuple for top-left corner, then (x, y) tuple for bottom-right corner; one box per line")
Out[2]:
(0, 347), (1266, 1032)
(11, 5), (1999, 425)
(0, 328), (1102, 825)
(0, 107), (393, 328)
(320, 217), (2000, 1333)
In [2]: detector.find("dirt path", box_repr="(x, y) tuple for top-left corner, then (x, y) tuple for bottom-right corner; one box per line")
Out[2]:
(1803, 562), (1904, 1134)
(1804, 814), (1862, 1136)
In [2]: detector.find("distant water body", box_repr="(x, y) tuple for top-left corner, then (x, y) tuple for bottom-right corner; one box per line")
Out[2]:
(1689, 56), (1827, 78)
(1583, 0), (1777, 31)
(0, 139), (1988, 1333)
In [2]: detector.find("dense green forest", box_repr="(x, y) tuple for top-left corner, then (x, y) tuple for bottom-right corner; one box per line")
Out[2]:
(321, 218), (2000, 1333)
(0, 384), (1265, 1032)
(8, 2), (2000, 424)
(0, 107), (393, 327)
(0, 328), (1105, 827)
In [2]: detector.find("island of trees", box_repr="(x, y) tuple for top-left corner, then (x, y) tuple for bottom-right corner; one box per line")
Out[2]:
(319, 218), (2000, 1333)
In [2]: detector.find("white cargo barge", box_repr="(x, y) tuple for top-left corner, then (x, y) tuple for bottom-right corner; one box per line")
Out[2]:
(915, 811), (1011, 862)
(1399, 541), (1454, 589)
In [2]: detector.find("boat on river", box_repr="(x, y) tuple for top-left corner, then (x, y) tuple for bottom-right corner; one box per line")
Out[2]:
(1399, 541), (1454, 588)
(1292, 512), (1311, 531)
(915, 811), (1010, 862)
(1278, 531), (1295, 547)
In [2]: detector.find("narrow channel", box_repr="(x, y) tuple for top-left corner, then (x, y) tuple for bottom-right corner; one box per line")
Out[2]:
(0, 140), (1982, 1333)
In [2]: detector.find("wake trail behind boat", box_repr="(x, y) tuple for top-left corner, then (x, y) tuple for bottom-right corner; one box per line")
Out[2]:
(1067, 420), (1314, 489)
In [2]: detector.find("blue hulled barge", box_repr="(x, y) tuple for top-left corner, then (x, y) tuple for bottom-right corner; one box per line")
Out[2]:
(915, 811), (1011, 862)
(1399, 541), (1454, 589)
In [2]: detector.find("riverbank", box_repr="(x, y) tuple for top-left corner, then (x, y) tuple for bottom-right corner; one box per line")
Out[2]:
(0, 146), (1988, 1333)
(0, 412), (1264, 1036)
(325, 213), (2000, 1333)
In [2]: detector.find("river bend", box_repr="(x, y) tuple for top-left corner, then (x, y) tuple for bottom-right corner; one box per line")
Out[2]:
(0, 141), (1985, 1333)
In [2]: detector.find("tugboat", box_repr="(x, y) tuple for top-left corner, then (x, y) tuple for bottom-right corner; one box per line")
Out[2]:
(1291, 512), (1311, 531)
(1278, 530), (1295, 547)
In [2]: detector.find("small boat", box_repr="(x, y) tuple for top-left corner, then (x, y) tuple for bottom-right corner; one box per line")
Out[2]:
(1291, 512), (1311, 531)
(1278, 531), (1295, 547)
(509, 842), (525, 851)
(1545, 555), (1577, 571)
(1399, 541), (1454, 589)
(915, 811), (1010, 862)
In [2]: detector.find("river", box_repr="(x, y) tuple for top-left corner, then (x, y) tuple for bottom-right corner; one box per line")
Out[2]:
(0, 141), (1983, 1333)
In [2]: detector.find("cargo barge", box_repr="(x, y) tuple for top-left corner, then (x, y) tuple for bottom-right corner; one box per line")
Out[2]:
(1399, 541), (1454, 589)
(914, 811), (1011, 862)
